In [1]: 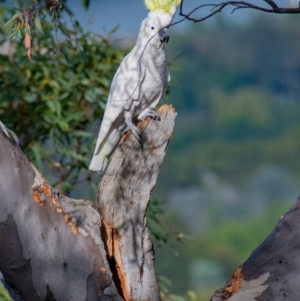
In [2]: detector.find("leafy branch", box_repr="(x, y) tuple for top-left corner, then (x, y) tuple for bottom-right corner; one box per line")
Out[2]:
(0, 2), (125, 196)
(4, 0), (85, 59)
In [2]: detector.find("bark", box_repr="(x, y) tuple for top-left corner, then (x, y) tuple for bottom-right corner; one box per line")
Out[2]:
(210, 198), (300, 301)
(98, 105), (177, 301)
(0, 105), (176, 301)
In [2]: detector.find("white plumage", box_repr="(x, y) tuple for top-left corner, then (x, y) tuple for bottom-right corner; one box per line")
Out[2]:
(89, 7), (178, 173)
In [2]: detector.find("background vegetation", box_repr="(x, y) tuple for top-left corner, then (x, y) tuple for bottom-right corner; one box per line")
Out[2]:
(154, 14), (300, 299)
(1, 1), (300, 301)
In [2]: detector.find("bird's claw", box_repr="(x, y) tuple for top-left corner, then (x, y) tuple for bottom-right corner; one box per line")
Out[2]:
(123, 122), (143, 145)
(138, 109), (161, 121)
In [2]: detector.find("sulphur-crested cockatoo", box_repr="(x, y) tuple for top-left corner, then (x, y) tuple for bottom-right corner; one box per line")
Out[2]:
(89, 0), (182, 172)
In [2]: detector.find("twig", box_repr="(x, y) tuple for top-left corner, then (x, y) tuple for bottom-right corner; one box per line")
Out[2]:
(172, 0), (300, 26)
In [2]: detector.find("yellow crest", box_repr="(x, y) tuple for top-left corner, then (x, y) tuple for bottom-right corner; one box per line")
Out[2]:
(144, 0), (182, 13)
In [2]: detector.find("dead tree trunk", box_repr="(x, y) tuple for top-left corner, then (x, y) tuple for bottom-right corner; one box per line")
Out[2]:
(0, 105), (176, 301)
(98, 105), (176, 301)
(210, 199), (300, 301)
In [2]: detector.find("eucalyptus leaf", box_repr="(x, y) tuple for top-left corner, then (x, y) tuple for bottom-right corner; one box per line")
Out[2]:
(35, 15), (44, 34)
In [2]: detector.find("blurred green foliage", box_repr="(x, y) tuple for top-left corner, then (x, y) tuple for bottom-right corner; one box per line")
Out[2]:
(156, 204), (288, 300)
(159, 275), (197, 301)
(0, 3), (124, 195)
(159, 14), (300, 189)
(0, 283), (11, 301)
(155, 13), (300, 299)
(148, 197), (171, 245)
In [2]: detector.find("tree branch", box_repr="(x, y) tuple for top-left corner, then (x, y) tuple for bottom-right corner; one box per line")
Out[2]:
(98, 105), (177, 301)
(0, 129), (122, 301)
(210, 198), (300, 301)
(0, 105), (176, 301)
(172, 0), (300, 26)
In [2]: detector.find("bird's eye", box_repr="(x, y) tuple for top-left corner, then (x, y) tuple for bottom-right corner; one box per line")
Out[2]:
(151, 27), (154, 30)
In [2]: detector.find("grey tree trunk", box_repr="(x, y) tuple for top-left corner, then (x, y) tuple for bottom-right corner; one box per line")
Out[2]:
(98, 105), (176, 301)
(0, 105), (177, 301)
(210, 199), (300, 301)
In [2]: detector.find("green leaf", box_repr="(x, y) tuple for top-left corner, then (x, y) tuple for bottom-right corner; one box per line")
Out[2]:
(158, 275), (172, 288)
(81, 0), (90, 10)
(80, 78), (89, 86)
(0, 282), (12, 301)
(35, 15), (44, 34)
(4, 22), (14, 35)
(17, 29), (22, 39)
(168, 295), (187, 301)
(58, 92), (71, 100)
(4, 13), (20, 27)
(17, 11), (24, 25)
(49, 80), (60, 91)
(60, 48), (69, 65)
(187, 291), (197, 301)
(73, 130), (93, 137)
(64, 112), (84, 123)
(109, 24), (120, 35)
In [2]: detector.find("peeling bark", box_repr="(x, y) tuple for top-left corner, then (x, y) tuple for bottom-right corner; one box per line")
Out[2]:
(0, 105), (176, 301)
(211, 198), (300, 301)
(98, 105), (177, 301)
(0, 129), (122, 301)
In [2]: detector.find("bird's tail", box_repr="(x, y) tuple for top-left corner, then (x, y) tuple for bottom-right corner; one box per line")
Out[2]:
(89, 127), (122, 173)
(89, 152), (109, 173)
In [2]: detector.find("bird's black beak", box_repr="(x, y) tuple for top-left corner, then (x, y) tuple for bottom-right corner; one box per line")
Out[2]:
(159, 28), (169, 43)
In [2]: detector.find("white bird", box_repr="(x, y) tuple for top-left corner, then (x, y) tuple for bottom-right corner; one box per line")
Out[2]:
(89, 0), (182, 172)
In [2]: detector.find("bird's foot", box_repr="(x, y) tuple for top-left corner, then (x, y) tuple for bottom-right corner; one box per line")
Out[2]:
(122, 121), (142, 144)
(138, 109), (161, 121)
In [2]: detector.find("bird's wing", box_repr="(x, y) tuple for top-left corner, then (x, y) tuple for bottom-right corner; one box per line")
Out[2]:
(93, 52), (145, 156)
(109, 53), (145, 110)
